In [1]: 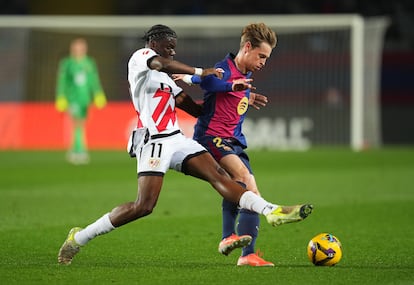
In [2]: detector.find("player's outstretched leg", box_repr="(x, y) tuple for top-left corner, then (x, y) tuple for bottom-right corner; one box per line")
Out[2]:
(266, 204), (313, 227)
(58, 227), (82, 265)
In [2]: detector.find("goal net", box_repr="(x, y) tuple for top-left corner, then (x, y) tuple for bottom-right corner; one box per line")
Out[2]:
(0, 15), (389, 150)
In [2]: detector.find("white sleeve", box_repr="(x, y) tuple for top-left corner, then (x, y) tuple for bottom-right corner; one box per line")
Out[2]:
(128, 48), (157, 73)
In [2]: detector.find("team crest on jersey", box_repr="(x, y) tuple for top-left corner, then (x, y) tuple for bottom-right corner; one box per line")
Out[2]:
(148, 158), (161, 169)
(237, 97), (249, 115)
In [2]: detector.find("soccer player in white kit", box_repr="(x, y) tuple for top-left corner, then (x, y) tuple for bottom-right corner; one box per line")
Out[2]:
(58, 24), (313, 265)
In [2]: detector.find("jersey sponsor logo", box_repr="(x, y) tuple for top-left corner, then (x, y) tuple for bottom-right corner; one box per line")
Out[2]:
(74, 71), (87, 86)
(237, 97), (249, 115)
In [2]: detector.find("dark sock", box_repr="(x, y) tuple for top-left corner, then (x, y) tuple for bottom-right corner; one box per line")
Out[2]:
(221, 199), (238, 239)
(237, 208), (259, 256)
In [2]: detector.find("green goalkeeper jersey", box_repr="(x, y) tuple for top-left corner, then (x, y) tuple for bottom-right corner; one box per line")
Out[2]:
(56, 56), (103, 107)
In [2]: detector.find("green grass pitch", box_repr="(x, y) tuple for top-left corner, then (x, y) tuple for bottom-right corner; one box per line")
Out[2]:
(0, 148), (413, 285)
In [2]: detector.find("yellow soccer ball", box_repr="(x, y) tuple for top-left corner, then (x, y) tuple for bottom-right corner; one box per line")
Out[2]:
(307, 233), (342, 266)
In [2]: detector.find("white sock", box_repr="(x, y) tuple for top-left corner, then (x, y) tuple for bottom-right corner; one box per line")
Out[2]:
(74, 213), (115, 246)
(239, 191), (278, 215)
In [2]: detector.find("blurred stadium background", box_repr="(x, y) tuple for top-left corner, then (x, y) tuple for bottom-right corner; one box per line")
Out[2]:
(0, 0), (413, 151)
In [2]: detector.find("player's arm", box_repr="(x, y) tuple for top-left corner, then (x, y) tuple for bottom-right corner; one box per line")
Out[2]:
(173, 73), (254, 92)
(89, 59), (107, 109)
(175, 91), (203, 118)
(148, 55), (222, 78)
(56, 59), (67, 98)
(202, 76), (254, 92)
(55, 59), (69, 112)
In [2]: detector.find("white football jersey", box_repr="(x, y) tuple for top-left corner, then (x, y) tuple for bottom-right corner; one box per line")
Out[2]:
(128, 48), (183, 135)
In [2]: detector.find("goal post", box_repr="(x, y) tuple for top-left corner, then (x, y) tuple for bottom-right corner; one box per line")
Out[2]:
(0, 15), (389, 150)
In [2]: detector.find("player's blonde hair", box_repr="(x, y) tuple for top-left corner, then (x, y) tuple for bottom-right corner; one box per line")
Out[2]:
(240, 23), (277, 49)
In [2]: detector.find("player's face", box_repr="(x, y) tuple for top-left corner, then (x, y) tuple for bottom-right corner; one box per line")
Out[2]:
(244, 42), (272, 72)
(70, 39), (88, 59)
(152, 37), (177, 60)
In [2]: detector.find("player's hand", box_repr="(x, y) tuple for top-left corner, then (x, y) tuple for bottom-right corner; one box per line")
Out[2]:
(232, 78), (255, 92)
(172, 74), (185, 81)
(172, 74), (195, 86)
(201, 67), (224, 79)
(55, 96), (68, 112)
(94, 92), (107, 109)
(249, 92), (268, 110)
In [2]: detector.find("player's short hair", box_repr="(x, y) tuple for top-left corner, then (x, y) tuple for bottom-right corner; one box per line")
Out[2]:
(240, 23), (277, 49)
(142, 24), (177, 42)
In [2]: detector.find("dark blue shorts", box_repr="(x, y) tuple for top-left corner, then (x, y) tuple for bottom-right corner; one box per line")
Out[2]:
(196, 135), (253, 174)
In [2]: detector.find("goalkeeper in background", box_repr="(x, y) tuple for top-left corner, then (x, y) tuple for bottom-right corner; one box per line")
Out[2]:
(55, 38), (106, 164)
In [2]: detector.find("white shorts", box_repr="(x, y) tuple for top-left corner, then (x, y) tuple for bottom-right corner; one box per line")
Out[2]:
(136, 131), (207, 175)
